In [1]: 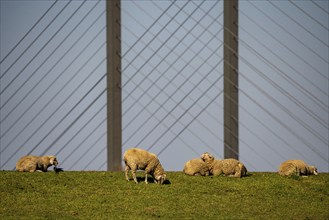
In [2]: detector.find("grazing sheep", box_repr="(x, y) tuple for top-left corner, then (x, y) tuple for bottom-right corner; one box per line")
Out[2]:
(201, 152), (247, 178)
(16, 155), (58, 172)
(123, 148), (167, 184)
(278, 160), (318, 176)
(183, 158), (210, 176)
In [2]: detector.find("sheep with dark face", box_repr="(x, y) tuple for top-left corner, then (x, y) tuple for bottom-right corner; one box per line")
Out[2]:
(123, 148), (166, 184)
(16, 155), (58, 172)
(278, 160), (318, 176)
(201, 152), (247, 178)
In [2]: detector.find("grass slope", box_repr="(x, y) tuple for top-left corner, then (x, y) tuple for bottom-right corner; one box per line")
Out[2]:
(1, 171), (328, 219)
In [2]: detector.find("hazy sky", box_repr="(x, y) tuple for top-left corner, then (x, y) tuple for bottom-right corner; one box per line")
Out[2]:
(0, 0), (328, 172)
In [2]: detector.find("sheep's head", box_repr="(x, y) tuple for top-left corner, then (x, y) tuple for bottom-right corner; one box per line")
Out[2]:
(308, 166), (318, 175)
(201, 152), (214, 163)
(49, 156), (59, 167)
(155, 173), (167, 185)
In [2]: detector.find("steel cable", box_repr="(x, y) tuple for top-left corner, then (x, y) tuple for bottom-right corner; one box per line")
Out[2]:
(240, 8), (328, 81)
(0, 0), (74, 91)
(239, 24), (328, 110)
(121, 1), (194, 88)
(310, 0), (329, 14)
(122, 0), (217, 107)
(56, 104), (106, 167)
(81, 143), (106, 170)
(0, 27), (106, 142)
(158, 89), (260, 171)
(134, 57), (222, 150)
(269, 1), (329, 48)
(239, 54), (328, 144)
(239, 39), (329, 129)
(2, 60), (106, 167)
(7, 82), (106, 170)
(123, 41), (223, 147)
(38, 89), (106, 157)
(289, 0), (329, 32)
(0, 0), (58, 65)
(0, 1), (103, 117)
(55, 103), (106, 157)
(121, 1), (175, 58)
(224, 59), (328, 163)
(249, 1), (328, 65)
(151, 75), (223, 153)
(122, 86), (207, 157)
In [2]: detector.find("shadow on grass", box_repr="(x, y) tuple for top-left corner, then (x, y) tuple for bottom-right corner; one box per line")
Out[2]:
(132, 176), (171, 185)
(208, 173), (254, 178)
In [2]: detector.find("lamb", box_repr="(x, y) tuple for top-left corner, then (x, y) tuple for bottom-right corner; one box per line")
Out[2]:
(123, 148), (167, 184)
(278, 159), (318, 176)
(183, 158), (210, 176)
(16, 155), (58, 172)
(201, 152), (247, 178)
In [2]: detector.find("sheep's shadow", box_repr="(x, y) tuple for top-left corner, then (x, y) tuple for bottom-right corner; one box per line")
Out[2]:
(208, 172), (253, 178)
(134, 176), (171, 185)
(244, 173), (253, 178)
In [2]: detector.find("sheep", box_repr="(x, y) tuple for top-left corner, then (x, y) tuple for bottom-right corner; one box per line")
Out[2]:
(183, 158), (210, 176)
(123, 148), (167, 184)
(278, 159), (318, 176)
(16, 155), (58, 172)
(201, 152), (247, 178)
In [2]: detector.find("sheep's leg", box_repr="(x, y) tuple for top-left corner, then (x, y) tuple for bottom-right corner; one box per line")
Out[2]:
(144, 171), (148, 184)
(41, 165), (48, 172)
(131, 170), (138, 184)
(42, 164), (49, 172)
(127, 164), (138, 184)
(31, 164), (38, 172)
(125, 165), (130, 181)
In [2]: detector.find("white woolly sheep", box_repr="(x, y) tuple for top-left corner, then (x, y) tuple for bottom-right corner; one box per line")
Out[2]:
(123, 148), (167, 184)
(278, 159), (318, 176)
(183, 158), (210, 176)
(16, 155), (58, 172)
(201, 152), (247, 178)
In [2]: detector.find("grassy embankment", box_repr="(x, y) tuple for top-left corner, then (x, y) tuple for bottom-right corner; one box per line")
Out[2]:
(1, 171), (328, 219)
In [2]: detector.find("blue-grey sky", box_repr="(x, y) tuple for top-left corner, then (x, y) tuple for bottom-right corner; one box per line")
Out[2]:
(0, 0), (328, 172)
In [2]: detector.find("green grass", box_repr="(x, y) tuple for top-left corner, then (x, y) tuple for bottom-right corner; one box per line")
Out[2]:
(1, 171), (328, 219)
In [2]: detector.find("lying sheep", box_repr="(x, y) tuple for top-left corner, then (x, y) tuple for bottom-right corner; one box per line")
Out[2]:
(201, 152), (215, 164)
(202, 152), (247, 178)
(16, 155), (58, 172)
(123, 148), (167, 184)
(278, 159), (318, 176)
(183, 158), (210, 176)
